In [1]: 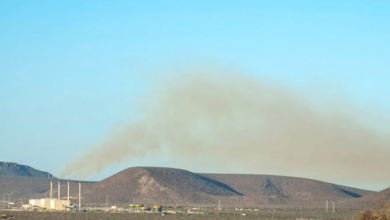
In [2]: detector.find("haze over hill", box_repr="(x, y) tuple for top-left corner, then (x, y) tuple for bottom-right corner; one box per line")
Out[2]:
(60, 71), (390, 191)
(2, 0), (390, 200)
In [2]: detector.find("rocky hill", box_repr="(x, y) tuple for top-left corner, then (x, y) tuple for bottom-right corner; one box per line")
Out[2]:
(0, 163), (378, 207)
(340, 186), (390, 208)
(202, 173), (373, 207)
(82, 167), (242, 205)
(0, 161), (95, 203)
(80, 167), (374, 207)
(0, 175), (95, 204)
(0, 162), (54, 178)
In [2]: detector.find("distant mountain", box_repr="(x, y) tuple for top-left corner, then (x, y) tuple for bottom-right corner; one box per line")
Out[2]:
(0, 163), (378, 207)
(0, 162), (54, 178)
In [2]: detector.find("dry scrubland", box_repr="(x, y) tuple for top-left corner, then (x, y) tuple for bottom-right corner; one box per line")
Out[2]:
(354, 209), (390, 220)
(353, 202), (390, 220)
(0, 209), (362, 220)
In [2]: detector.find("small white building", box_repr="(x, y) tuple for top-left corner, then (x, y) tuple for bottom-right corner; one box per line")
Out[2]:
(29, 198), (70, 211)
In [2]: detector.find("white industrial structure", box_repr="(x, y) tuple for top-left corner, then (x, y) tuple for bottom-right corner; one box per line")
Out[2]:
(28, 180), (79, 211)
(79, 182), (81, 211)
(29, 198), (70, 211)
(58, 181), (61, 199)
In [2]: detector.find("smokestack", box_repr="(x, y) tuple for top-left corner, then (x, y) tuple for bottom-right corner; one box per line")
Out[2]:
(332, 202), (335, 214)
(50, 180), (53, 199)
(67, 181), (70, 201)
(326, 200), (328, 212)
(58, 181), (61, 200)
(78, 182), (81, 211)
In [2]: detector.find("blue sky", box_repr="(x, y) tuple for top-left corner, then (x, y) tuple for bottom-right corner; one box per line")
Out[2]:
(0, 1), (389, 190)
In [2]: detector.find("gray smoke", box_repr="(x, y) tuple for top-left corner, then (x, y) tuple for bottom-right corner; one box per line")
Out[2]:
(59, 68), (390, 188)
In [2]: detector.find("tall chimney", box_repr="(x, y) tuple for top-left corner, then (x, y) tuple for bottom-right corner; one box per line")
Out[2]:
(78, 182), (81, 211)
(58, 181), (61, 200)
(67, 181), (70, 201)
(50, 180), (53, 199)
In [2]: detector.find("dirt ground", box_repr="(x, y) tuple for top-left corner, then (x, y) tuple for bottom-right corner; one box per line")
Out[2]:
(0, 209), (360, 220)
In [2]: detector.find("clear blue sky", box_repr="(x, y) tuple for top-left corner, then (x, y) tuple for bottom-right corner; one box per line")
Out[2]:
(0, 1), (389, 189)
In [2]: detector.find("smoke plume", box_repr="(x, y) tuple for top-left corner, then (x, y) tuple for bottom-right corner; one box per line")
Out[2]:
(60, 68), (390, 188)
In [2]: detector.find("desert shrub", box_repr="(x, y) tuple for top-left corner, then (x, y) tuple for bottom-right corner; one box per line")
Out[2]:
(383, 201), (390, 211)
(354, 209), (390, 220)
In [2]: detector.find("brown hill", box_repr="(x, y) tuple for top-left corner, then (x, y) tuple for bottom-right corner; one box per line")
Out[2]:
(83, 167), (242, 205)
(0, 164), (377, 207)
(202, 173), (373, 207)
(0, 175), (95, 205)
(341, 186), (390, 209)
(0, 162), (54, 178)
(80, 167), (373, 207)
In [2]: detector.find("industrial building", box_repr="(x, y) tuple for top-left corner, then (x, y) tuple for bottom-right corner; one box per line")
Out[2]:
(28, 180), (81, 211)
(29, 198), (70, 211)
